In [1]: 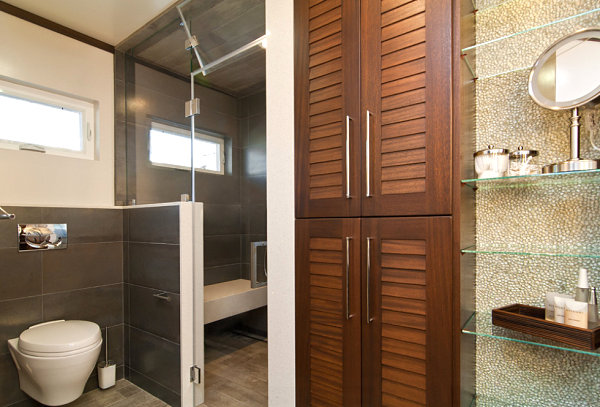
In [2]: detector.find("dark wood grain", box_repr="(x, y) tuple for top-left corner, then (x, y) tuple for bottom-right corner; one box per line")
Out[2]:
(296, 218), (361, 406)
(295, 0), (361, 218)
(361, 0), (453, 217)
(362, 217), (453, 407)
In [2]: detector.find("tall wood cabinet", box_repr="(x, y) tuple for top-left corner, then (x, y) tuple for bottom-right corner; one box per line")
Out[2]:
(295, 0), (455, 405)
(295, 0), (452, 219)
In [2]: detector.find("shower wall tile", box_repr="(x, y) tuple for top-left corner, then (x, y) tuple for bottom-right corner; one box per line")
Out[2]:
(42, 242), (123, 293)
(98, 324), (125, 367)
(0, 353), (24, 407)
(242, 175), (266, 205)
(128, 327), (180, 395)
(204, 235), (242, 268)
(205, 264), (242, 286)
(125, 204), (181, 406)
(0, 296), (42, 355)
(0, 250), (41, 301)
(128, 243), (180, 293)
(128, 369), (181, 407)
(39, 208), (123, 243)
(128, 206), (179, 244)
(204, 204), (242, 236)
(128, 285), (180, 343)
(243, 204), (266, 236)
(43, 284), (124, 328)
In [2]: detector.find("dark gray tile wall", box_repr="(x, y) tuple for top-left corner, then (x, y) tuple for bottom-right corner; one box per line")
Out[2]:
(239, 91), (267, 281)
(0, 207), (125, 407)
(124, 205), (181, 406)
(239, 91), (267, 336)
(116, 57), (247, 287)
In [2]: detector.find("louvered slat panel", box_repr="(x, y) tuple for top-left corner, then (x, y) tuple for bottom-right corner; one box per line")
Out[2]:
(382, 73), (425, 98)
(382, 381), (426, 405)
(308, 233), (345, 406)
(382, 391), (425, 407)
(310, 134), (343, 152)
(381, 0), (425, 27)
(382, 351), (426, 375)
(307, 0), (345, 203)
(379, 237), (428, 405)
(382, 337), (426, 360)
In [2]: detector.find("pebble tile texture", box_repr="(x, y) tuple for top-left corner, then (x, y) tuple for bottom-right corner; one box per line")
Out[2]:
(472, 0), (600, 405)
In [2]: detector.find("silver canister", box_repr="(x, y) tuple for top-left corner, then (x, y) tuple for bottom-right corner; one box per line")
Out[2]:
(474, 145), (509, 179)
(509, 146), (540, 175)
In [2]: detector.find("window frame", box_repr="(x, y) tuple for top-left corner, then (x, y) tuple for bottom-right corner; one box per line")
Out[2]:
(148, 121), (226, 175)
(0, 78), (96, 160)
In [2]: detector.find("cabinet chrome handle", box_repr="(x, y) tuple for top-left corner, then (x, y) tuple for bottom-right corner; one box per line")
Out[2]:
(366, 237), (374, 324)
(345, 115), (352, 199)
(345, 237), (353, 319)
(366, 110), (373, 198)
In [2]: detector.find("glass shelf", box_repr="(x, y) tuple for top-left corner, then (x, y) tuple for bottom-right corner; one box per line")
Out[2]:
(461, 169), (600, 189)
(462, 7), (600, 54)
(462, 312), (600, 357)
(461, 7), (600, 80)
(470, 394), (513, 407)
(461, 244), (600, 259)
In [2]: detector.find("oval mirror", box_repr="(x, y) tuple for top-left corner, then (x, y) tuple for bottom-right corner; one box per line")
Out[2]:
(529, 28), (600, 110)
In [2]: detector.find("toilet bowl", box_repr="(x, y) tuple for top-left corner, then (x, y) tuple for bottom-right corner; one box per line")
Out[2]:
(8, 320), (102, 406)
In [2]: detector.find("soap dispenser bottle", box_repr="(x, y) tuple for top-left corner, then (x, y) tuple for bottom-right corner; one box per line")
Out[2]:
(575, 268), (590, 303)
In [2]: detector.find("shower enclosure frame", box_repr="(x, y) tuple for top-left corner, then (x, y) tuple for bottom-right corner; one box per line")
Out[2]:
(175, 1), (268, 405)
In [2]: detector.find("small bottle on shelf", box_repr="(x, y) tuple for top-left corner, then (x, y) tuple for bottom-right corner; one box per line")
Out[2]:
(589, 287), (598, 327)
(574, 268), (590, 303)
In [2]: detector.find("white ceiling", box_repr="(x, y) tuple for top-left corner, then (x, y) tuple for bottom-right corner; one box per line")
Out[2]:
(4, 0), (180, 45)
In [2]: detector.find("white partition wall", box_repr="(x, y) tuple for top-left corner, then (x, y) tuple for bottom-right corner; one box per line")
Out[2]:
(180, 202), (204, 406)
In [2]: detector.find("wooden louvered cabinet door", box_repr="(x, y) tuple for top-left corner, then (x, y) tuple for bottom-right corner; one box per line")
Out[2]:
(362, 217), (452, 406)
(296, 218), (362, 406)
(361, 0), (452, 216)
(295, 0), (361, 218)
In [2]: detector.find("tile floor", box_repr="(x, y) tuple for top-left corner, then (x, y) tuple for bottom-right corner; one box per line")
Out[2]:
(47, 331), (267, 407)
(63, 380), (168, 407)
(201, 331), (268, 407)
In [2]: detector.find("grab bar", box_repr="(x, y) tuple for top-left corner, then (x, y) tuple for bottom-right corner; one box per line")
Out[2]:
(153, 292), (172, 302)
(0, 207), (15, 220)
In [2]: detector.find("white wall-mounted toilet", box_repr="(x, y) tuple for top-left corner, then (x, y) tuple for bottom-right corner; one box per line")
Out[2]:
(8, 320), (102, 406)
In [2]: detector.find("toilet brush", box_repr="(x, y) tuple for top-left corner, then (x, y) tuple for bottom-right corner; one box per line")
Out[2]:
(97, 327), (116, 389)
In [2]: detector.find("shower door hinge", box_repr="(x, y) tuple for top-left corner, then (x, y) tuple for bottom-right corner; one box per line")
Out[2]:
(190, 365), (201, 384)
(185, 98), (201, 117)
(185, 35), (199, 51)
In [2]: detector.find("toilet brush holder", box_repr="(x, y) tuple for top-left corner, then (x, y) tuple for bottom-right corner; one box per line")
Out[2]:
(97, 360), (116, 389)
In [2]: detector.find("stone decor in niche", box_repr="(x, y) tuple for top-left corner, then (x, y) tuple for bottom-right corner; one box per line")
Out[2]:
(472, 0), (600, 405)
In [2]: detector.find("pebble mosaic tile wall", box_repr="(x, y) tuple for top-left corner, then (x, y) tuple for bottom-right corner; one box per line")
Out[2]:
(472, 0), (600, 405)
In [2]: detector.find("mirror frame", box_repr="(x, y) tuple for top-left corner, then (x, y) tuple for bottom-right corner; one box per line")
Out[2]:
(528, 27), (600, 111)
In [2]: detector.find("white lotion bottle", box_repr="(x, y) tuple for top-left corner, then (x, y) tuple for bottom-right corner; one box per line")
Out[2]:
(575, 268), (590, 303)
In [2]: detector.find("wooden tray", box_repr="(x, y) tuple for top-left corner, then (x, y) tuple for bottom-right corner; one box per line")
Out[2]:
(492, 304), (600, 350)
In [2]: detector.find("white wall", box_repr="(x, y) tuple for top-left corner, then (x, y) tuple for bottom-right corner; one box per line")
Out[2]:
(266, 0), (296, 405)
(0, 12), (114, 207)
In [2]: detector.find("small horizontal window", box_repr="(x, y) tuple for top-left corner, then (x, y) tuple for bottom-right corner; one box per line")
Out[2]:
(0, 79), (96, 160)
(149, 122), (225, 175)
